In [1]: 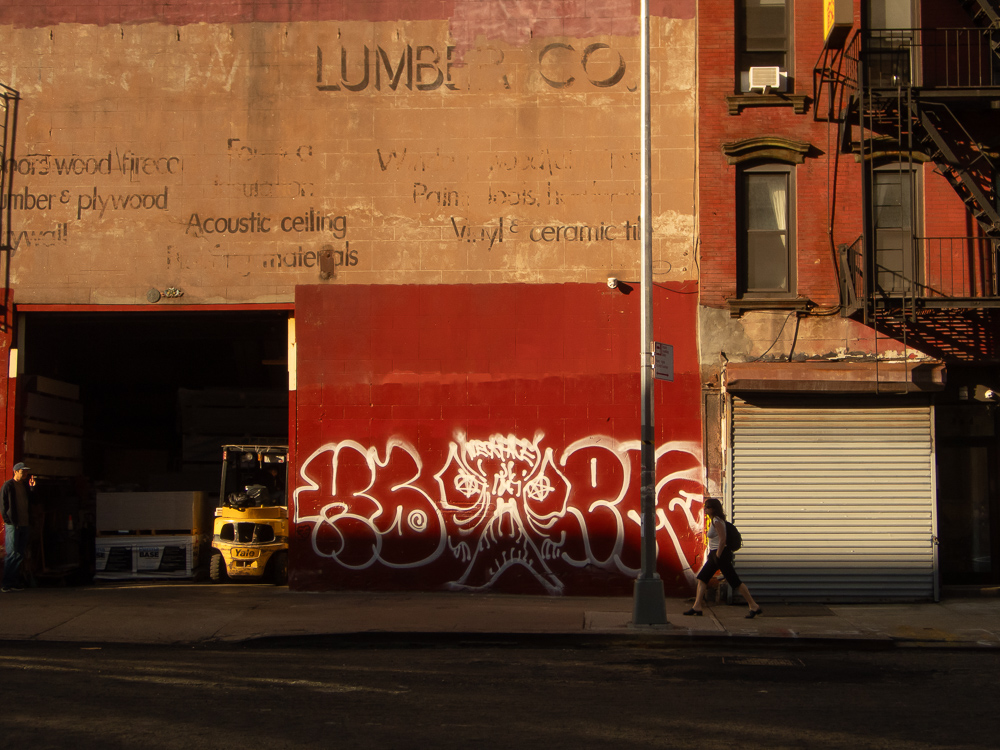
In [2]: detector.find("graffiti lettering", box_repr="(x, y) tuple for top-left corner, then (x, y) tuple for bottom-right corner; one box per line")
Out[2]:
(295, 439), (447, 569)
(294, 432), (706, 594)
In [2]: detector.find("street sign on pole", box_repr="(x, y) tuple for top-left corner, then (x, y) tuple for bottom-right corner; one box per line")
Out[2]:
(654, 342), (673, 382)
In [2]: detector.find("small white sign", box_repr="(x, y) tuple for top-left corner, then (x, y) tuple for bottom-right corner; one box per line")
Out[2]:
(654, 342), (673, 382)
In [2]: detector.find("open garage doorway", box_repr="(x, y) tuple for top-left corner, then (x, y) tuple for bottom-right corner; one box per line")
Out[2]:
(12, 308), (291, 582)
(18, 309), (291, 494)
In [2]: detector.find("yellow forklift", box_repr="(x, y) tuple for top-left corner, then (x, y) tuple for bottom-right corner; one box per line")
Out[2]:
(209, 444), (289, 585)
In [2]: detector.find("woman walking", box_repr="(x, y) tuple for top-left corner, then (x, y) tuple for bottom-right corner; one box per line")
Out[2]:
(683, 496), (762, 618)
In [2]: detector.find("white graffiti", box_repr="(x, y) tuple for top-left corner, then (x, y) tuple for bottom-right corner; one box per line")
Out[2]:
(561, 438), (705, 585)
(435, 432), (571, 594)
(294, 438), (446, 569)
(293, 432), (705, 592)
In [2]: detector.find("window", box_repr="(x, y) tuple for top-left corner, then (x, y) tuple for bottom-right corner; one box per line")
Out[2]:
(866, 0), (916, 88)
(739, 164), (795, 296)
(871, 165), (920, 294)
(738, 0), (791, 92)
(869, 0), (915, 30)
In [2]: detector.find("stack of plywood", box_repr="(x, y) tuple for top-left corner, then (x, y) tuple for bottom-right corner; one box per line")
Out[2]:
(94, 491), (208, 579)
(22, 376), (83, 477)
(177, 387), (287, 485)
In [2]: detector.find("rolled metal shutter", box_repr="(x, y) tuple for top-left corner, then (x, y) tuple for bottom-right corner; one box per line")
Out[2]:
(730, 396), (937, 601)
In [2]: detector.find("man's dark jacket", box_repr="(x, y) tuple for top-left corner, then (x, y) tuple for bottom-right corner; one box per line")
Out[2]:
(0, 478), (25, 526)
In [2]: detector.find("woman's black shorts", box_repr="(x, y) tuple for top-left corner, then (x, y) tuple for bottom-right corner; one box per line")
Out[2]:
(696, 549), (742, 589)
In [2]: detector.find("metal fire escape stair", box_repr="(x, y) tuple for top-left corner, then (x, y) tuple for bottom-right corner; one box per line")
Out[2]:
(856, 85), (1000, 319)
(817, 7), (1000, 320)
(963, 0), (1000, 30)
(911, 99), (1000, 239)
(962, 0), (1000, 65)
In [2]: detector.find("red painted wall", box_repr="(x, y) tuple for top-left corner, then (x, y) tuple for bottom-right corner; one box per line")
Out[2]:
(290, 282), (704, 595)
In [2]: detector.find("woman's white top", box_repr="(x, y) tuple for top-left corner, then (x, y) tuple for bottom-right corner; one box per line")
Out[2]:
(706, 516), (724, 551)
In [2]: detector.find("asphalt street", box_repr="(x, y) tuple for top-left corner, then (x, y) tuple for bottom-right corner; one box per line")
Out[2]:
(0, 639), (996, 750)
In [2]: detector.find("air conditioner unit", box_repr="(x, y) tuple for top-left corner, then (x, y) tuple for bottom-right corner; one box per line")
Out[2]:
(748, 66), (782, 92)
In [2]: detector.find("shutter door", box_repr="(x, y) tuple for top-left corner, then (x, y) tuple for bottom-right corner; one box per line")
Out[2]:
(731, 396), (936, 601)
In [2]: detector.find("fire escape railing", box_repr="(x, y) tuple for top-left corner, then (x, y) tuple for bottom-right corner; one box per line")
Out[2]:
(819, 22), (1000, 322)
(866, 26), (1000, 89)
(840, 234), (999, 325)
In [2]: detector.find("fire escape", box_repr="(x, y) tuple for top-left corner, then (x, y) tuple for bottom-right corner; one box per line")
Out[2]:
(816, 1), (1000, 330)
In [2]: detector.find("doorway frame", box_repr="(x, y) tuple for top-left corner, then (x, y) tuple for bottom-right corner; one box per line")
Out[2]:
(7, 302), (296, 485)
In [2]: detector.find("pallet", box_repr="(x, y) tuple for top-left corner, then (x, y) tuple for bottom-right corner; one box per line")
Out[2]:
(94, 534), (202, 580)
(97, 529), (197, 537)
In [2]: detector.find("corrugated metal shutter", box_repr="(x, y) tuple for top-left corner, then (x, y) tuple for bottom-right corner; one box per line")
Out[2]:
(730, 396), (937, 601)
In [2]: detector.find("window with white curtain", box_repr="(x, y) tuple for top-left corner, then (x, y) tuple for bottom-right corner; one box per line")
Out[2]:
(740, 164), (795, 295)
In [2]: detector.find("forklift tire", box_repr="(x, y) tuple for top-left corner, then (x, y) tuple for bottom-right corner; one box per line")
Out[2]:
(267, 550), (288, 586)
(209, 550), (227, 583)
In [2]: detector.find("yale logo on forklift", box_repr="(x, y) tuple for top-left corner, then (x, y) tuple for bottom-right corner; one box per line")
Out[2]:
(232, 548), (259, 559)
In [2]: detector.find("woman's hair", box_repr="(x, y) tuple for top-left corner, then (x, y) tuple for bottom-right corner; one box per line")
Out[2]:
(703, 496), (726, 520)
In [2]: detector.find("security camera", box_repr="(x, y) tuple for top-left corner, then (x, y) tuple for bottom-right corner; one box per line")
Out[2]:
(607, 276), (618, 289)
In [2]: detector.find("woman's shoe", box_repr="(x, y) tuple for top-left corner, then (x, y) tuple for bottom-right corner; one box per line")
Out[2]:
(682, 608), (703, 616)
(745, 608), (763, 619)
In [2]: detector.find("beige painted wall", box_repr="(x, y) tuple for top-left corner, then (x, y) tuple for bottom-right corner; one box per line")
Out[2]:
(1, 18), (695, 305)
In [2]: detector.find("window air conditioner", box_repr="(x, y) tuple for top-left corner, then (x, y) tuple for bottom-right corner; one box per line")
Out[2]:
(748, 66), (781, 92)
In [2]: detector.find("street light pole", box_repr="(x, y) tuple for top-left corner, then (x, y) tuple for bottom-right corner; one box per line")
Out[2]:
(632, 0), (668, 626)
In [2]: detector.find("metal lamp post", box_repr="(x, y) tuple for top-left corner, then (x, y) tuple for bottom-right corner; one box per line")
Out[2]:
(632, 0), (668, 626)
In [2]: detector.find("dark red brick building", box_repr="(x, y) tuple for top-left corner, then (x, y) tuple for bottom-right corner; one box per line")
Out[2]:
(697, 0), (1000, 599)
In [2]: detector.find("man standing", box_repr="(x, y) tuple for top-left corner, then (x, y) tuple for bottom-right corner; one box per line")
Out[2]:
(1, 462), (34, 592)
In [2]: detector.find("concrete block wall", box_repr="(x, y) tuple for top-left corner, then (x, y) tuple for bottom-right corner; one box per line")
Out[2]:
(0, 1), (708, 594)
(0, 0), (698, 304)
(292, 282), (705, 594)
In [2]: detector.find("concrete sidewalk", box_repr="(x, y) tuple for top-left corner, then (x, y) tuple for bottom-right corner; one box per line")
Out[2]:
(1, 582), (998, 649)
